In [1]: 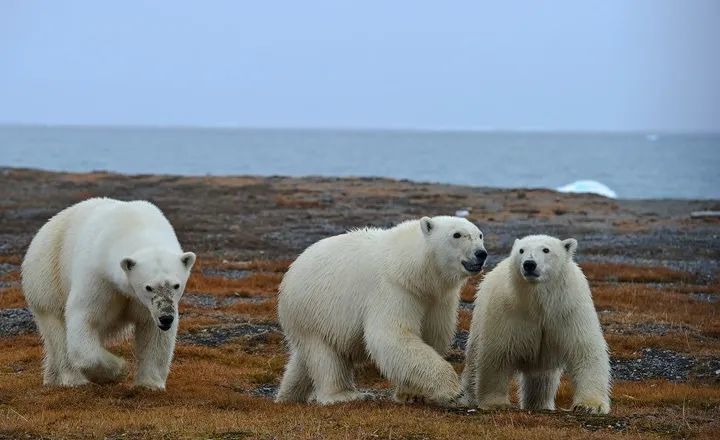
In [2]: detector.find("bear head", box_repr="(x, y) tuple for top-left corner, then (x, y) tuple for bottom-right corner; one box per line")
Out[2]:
(120, 248), (196, 331)
(511, 235), (577, 283)
(420, 216), (487, 278)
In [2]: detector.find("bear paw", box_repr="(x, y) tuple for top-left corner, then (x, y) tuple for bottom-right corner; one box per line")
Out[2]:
(315, 390), (373, 405)
(426, 365), (462, 405)
(134, 380), (166, 391)
(572, 397), (610, 414)
(59, 369), (90, 387)
(79, 355), (127, 384)
(393, 387), (427, 405)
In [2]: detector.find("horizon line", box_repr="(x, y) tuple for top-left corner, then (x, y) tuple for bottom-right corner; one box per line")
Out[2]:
(0, 122), (718, 137)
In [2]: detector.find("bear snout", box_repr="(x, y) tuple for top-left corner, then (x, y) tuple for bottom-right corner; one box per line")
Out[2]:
(522, 260), (537, 274)
(462, 250), (486, 274)
(158, 315), (174, 331)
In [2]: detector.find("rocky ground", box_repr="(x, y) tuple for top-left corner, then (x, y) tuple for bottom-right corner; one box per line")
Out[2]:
(0, 168), (719, 439)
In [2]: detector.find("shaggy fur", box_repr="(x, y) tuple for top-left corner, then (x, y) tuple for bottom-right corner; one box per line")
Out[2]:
(276, 216), (487, 405)
(461, 235), (611, 414)
(21, 198), (195, 389)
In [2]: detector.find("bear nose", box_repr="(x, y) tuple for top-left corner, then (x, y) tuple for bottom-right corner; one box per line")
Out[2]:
(158, 315), (174, 330)
(475, 249), (488, 263)
(523, 260), (537, 272)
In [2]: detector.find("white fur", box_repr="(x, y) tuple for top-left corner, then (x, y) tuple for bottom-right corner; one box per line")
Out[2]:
(276, 216), (487, 405)
(21, 198), (196, 390)
(461, 235), (611, 414)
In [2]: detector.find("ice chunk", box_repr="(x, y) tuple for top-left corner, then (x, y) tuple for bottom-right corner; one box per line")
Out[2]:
(557, 180), (617, 199)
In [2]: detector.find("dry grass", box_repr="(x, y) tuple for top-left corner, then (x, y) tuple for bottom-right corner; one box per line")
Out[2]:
(0, 255), (22, 265)
(1, 258), (719, 439)
(580, 262), (695, 284)
(593, 283), (719, 334)
(187, 271), (283, 298)
(0, 286), (26, 309)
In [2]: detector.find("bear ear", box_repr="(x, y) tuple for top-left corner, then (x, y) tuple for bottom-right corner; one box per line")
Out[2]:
(120, 257), (136, 273)
(181, 252), (196, 269)
(562, 238), (578, 256)
(420, 217), (433, 236)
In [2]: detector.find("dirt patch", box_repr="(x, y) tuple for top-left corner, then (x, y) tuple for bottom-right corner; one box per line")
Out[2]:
(200, 268), (252, 280)
(611, 348), (720, 382)
(0, 308), (35, 336)
(178, 322), (279, 347)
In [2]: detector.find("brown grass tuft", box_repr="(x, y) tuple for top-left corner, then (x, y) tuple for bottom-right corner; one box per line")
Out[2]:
(187, 272), (282, 298)
(0, 286), (27, 309)
(0, 255), (22, 265)
(581, 262), (694, 283)
(593, 283), (719, 334)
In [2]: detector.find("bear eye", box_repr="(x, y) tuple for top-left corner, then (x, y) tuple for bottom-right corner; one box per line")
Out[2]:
(173, 284), (180, 290)
(543, 248), (550, 254)
(453, 232), (462, 239)
(145, 285), (153, 292)
(479, 233), (483, 239)
(519, 249), (524, 254)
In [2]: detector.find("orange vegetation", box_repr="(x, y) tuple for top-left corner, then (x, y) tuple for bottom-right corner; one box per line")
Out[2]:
(0, 259), (718, 439)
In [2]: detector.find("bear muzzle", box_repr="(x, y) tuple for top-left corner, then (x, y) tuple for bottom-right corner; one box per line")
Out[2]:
(462, 249), (487, 274)
(158, 314), (174, 331)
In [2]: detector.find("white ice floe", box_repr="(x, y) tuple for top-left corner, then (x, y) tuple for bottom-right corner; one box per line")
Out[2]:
(556, 180), (618, 199)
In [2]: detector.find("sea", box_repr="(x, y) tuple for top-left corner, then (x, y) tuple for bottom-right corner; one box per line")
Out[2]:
(1, 125), (718, 200)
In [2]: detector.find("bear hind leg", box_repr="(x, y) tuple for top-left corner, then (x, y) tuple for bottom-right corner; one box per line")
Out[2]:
(275, 349), (313, 402)
(33, 312), (62, 385)
(301, 339), (366, 405)
(519, 369), (562, 411)
(33, 312), (87, 386)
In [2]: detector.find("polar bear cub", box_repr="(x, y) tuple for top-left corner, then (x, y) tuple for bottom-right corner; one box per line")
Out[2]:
(22, 198), (196, 389)
(461, 235), (610, 413)
(276, 216), (487, 405)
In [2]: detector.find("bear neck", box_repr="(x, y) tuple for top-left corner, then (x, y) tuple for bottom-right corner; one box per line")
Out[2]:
(385, 226), (464, 298)
(513, 263), (576, 314)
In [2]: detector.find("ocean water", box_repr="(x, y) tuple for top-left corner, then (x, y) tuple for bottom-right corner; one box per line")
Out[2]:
(1, 125), (718, 200)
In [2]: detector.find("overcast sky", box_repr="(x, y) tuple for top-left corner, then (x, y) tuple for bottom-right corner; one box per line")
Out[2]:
(1, 1), (718, 132)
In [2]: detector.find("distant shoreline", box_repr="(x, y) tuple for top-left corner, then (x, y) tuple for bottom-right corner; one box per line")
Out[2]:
(1, 167), (718, 281)
(2, 166), (718, 203)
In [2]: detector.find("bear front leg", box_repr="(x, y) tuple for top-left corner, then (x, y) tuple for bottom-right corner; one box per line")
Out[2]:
(133, 316), (177, 390)
(474, 359), (513, 410)
(458, 330), (480, 407)
(394, 294), (461, 405)
(519, 369), (562, 410)
(66, 311), (127, 384)
(566, 336), (611, 414)
(366, 323), (460, 406)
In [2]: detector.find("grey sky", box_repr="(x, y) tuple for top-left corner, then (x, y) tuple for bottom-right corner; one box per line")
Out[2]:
(1, 1), (718, 132)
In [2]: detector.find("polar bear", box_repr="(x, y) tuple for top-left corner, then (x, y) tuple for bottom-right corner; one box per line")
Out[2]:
(21, 198), (196, 390)
(275, 216), (487, 405)
(461, 235), (610, 414)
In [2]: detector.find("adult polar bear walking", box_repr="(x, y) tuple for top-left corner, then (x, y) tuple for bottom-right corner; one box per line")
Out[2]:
(22, 198), (196, 389)
(461, 235), (610, 413)
(276, 216), (487, 405)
